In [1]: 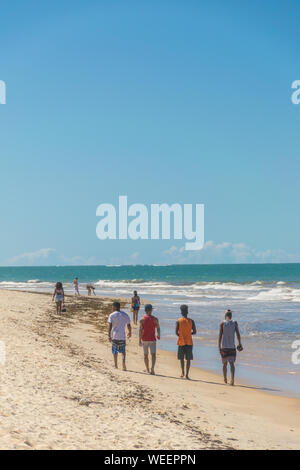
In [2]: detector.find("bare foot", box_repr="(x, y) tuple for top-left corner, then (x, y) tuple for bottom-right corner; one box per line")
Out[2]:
(180, 374), (184, 378)
(123, 365), (127, 371)
(186, 375), (190, 380)
(230, 380), (234, 386)
(150, 369), (155, 375)
(224, 378), (227, 384)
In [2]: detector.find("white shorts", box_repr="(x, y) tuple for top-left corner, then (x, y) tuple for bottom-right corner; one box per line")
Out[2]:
(142, 341), (156, 355)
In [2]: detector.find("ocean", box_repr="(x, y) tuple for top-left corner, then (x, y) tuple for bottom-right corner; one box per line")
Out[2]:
(0, 264), (299, 397)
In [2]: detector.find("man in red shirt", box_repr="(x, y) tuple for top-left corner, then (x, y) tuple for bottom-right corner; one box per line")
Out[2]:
(139, 304), (160, 375)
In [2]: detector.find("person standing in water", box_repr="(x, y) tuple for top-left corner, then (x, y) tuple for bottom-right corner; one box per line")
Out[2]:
(131, 290), (141, 325)
(139, 304), (160, 375)
(108, 302), (131, 371)
(73, 277), (80, 296)
(52, 282), (65, 315)
(176, 305), (196, 380)
(218, 309), (243, 386)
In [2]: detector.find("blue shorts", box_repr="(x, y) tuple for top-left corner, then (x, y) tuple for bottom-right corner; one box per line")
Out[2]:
(112, 340), (126, 355)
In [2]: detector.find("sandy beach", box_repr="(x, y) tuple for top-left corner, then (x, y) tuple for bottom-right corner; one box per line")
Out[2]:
(0, 289), (299, 450)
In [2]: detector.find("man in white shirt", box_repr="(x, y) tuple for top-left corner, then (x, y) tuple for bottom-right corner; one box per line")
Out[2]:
(108, 301), (132, 371)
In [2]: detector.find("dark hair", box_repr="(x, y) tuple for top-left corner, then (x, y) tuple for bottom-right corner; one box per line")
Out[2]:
(225, 309), (232, 319)
(113, 301), (121, 311)
(56, 282), (63, 289)
(180, 304), (188, 316)
(134, 291), (137, 295)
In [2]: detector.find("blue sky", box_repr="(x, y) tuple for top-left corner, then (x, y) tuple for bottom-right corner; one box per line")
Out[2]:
(0, 0), (300, 265)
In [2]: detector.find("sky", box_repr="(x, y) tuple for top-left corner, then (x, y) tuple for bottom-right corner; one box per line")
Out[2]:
(0, 0), (300, 266)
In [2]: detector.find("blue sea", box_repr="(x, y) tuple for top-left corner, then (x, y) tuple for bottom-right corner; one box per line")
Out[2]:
(1, 264), (300, 397)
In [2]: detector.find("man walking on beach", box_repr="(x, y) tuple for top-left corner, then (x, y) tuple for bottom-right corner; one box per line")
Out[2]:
(176, 305), (196, 380)
(218, 309), (243, 386)
(139, 304), (160, 375)
(108, 302), (132, 371)
(131, 290), (141, 326)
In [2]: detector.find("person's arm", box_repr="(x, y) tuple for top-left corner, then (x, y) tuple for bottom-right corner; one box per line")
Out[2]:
(108, 322), (112, 342)
(218, 322), (223, 352)
(155, 317), (160, 340)
(62, 288), (65, 301)
(52, 288), (56, 301)
(137, 296), (141, 307)
(139, 319), (144, 345)
(235, 321), (242, 347)
(127, 322), (132, 339)
(191, 319), (197, 335)
(176, 320), (179, 337)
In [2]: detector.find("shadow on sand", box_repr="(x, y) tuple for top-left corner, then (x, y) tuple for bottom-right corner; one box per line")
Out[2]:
(126, 369), (280, 393)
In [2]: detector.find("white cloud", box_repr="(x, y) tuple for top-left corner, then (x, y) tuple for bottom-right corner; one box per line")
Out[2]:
(162, 241), (300, 264)
(7, 248), (56, 266)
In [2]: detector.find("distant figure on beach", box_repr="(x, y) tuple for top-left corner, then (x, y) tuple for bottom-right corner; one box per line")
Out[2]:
(73, 277), (80, 296)
(176, 305), (196, 380)
(108, 302), (131, 371)
(86, 284), (96, 296)
(131, 290), (141, 325)
(139, 304), (160, 375)
(218, 309), (243, 386)
(52, 282), (65, 315)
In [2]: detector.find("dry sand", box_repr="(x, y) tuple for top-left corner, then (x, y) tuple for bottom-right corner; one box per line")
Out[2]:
(0, 289), (299, 450)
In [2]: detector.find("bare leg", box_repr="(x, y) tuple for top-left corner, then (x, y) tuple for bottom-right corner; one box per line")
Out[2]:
(113, 354), (118, 369)
(58, 301), (62, 315)
(180, 359), (185, 377)
(122, 352), (127, 371)
(150, 354), (156, 375)
(56, 302), (59, 315)
(229, 362), (235, 385)
(223, 363), (228, 384)
(186, 360), (191, 379)
(144, 354), (150, 373)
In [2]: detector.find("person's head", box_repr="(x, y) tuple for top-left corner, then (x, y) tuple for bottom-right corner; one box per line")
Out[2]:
(113, 301), (121, 311)
(134, 290), (137, 296)
(180, 304), (188, 317)
(145, 304), (153, 315)
(56, 281), (62, 289)
(225, 309), (233, 320)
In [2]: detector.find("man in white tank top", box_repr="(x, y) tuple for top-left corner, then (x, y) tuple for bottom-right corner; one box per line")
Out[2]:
(218, 309), (243, 386)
